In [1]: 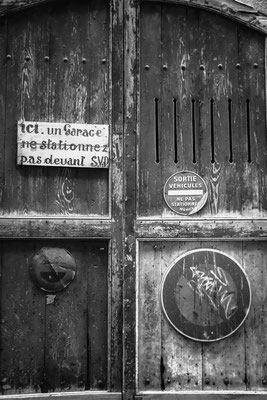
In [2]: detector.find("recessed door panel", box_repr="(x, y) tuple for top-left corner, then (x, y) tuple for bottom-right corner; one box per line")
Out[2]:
(0, 240), (108, 394)
(139, 3), (266, 218)
(138, 241), (267, 392)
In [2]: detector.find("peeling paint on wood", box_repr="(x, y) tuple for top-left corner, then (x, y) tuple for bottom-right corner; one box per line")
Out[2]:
(139, 2), (266, 219)
(138, 241), (267, 392)
(0, 240), (109, 394)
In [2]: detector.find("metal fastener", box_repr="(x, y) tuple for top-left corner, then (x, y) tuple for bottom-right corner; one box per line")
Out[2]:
(102, 58), (107, 64)
(82, 58), (86, 63)
(163, 64), (168, 70)
(145, 64), (150, 70)
(262, 378), (267, 385)
(25, 56), (31, 61)
(44, 56), (49, 62)
(236, 63), (241, 69)
(200, 64), (205, 71)
(144, 378), (150, 385)
(253, 63), (258, 69)
(205, 378), (210, 385)
(218, 63), (223, 70)
(224, 377), (230, 385)
(63, 57), (68, 63)
(6, 54), (11, 60)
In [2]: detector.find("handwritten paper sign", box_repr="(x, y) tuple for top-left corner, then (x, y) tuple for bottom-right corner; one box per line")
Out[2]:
(17, 121), (110, 168)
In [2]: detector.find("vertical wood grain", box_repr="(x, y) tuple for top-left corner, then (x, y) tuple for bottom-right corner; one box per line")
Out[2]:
(2, 0), (110, 216)
(3, 7), (49, 214)
(87, 242), (108, 390)
(202, 243), (246, 391)
(138, 242), (162, 391)
(160, 5), (200, 218)
(244, 242), (267, 390)
(123, 0), (138, 398)
(47, 0), (109, 216)
(0, 19), (7, 214)
(0, 242), (45, 394)
(109, 0), (124, 392)
(237, 26), (266, 216)
(160, 242), (202, 391)
(139, 2), (162, 217)
(197, 13), (240, 215)
(138, 4), (266, 219)
(0, 240), (109, 394)
(44, 242), (88, 392)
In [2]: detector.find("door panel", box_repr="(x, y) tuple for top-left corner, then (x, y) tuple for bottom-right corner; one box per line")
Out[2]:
(139, 2), (266, 218)
(138, 241), (267, 392)
(0, 0), (109, 217)
(0, 240), (108, 394)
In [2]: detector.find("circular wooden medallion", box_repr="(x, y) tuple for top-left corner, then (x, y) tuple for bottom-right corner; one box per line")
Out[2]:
(161, 249), (251, 342)
(29, 247), (76, 293)
(163, 171), (208, 215)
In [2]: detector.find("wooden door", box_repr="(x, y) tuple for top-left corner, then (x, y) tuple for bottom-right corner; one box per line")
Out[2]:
(135, 2), (267, 398)
(0, 0), (123, 398)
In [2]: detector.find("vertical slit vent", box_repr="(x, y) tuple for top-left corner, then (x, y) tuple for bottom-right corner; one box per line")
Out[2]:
(246, 99), (251, 163)
(173, 98), (178, 163)
(192, 98), (196, 164)
(228, 99), (233, 163)
(154, 97), (160, 164)
(210, 98), (215, 164)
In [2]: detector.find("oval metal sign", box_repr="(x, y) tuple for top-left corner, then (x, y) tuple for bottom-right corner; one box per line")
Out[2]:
(29, 247), (77, 293)
(161, 249), (251, 342)
(163, 170), (208, 215)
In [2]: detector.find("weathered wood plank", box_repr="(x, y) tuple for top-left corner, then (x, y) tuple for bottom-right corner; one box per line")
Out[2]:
(237, 25), (266, 216)
(0, 18), (7, 214)
(123, 0), (138, 398)
(1, 0), (110, 217)
(44, 241), (89, 392)
(244, 242), (267, 390)
(47, 0), (109, 216)
(160, 5), (200, 218)
(109, 0), (124, 392)
(87, 243), (108, 390)
(0, 240), (109, 394)
(135, 219), (267, 239)
(0, 393), (121, 400)
(3, 6), (50, 215)
(202, 243), (246, 391)
(1, 0), (267, 35)
(0, 242), (45, 394)
(138, 242), (162, 391)
(0, 218), (112, 238)
(139, 1), (162, 217)
(198, 12), (240, 215)
(135, 392), (267, 399)
(160, 242), (202, 391)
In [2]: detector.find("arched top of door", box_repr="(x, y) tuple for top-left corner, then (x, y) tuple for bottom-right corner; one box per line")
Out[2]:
(0, 0), (267, 34)
(143, 0), (267, 34)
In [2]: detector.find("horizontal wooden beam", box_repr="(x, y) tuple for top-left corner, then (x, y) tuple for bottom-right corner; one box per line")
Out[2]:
(135, 391), (267, 399)
(0, 218), (112, 238)
(135, 219), (267, 240)
(0, 393), (121, 400)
